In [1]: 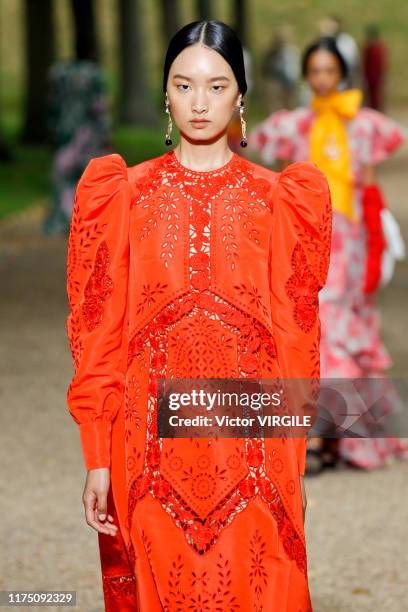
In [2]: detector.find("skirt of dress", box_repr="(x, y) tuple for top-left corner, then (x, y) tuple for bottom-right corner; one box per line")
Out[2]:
(97, 390), (313, 611)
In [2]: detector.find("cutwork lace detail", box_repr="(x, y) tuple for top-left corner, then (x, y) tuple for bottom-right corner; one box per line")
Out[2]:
(124, 152), (306, 577)
(66, 194), (111, 370)
(131, 151), (272, 270)
(124, 375), (141, 443)
(233, 283), (270, 320)
(66, 193), (107, 310)
(136, 189), (182, 269)
(294, 197), (332, 288)
(135, 282), (170, 316)
(82, 240), (113, 332)
(220, 190), (265, 272)
(285, 242), (319, 333)
(162, 551), (240, 611)
(249, 529), (268, 608)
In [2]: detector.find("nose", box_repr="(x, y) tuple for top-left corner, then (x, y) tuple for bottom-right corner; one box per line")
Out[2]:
(191, 90), (208, 115)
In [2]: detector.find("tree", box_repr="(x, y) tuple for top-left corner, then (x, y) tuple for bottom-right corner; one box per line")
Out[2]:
(117, 0), (157, 125)
(233, 0), (248, 47)
(0, 7), (12, 159)
(71, 0), (99, 61)
(197, 0), (213, 20)
(21, 0), (55, 143)
(160, 0), (181, 43)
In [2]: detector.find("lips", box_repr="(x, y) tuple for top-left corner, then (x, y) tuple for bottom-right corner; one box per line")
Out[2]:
(190, 120), (210, 129)
(191, 120), (210, 124)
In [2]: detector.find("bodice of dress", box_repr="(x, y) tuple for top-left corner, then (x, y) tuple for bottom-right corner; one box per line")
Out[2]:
(127, 150), (279, 379)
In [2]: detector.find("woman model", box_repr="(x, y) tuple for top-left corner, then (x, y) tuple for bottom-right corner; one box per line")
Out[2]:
(250, 37), (407, 473)
(66, 21), (332, 610)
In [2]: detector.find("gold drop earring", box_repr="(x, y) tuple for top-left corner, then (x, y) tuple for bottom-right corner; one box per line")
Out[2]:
(239, 96), (247, 148)
(164, 94), (173, 146)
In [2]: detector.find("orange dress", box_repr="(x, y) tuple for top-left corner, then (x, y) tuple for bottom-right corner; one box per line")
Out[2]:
(66, 149), (332, 611)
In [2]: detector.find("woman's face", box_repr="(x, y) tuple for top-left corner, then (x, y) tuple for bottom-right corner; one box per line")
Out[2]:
(305, 49), (343, 97)
(166, 43), (241, 143)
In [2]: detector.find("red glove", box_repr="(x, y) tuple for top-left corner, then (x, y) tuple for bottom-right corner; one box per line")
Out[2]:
(362, 184), (387, 294)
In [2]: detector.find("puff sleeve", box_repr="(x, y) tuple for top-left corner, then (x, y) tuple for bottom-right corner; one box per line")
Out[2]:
(66, 153), (132, 470)
(269, 161), (333, 475)
(357, 108), (406, 166)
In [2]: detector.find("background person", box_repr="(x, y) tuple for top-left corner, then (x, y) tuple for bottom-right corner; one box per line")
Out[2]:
(250, 36), (408, 474)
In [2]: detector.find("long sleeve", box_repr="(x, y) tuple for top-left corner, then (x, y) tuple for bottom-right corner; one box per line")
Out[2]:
(269, 161), (333, 475)
(66, 153), (132, 470)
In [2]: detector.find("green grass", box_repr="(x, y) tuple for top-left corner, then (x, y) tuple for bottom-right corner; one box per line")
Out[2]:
(0, 143), (52, 219)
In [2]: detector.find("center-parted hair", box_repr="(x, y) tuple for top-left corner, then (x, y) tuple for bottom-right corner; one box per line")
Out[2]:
(163, 20), (247, 95)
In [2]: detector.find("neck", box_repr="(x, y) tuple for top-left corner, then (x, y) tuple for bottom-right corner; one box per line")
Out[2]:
(314, 88), (341, 98)
(174, 135), (234, 172)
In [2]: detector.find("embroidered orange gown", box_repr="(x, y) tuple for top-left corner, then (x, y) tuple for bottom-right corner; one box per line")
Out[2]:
(66, 149), (332, 611)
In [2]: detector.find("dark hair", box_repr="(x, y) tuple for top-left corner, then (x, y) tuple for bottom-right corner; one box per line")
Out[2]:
(163, 20), (247, 95)
(301, 36), (348, 79)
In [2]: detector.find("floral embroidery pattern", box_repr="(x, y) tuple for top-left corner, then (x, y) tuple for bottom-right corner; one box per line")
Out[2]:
(137, 189), (181, 269)
(135, 281), (169, 316)
(82, 240), (113, 332)
(124, 375), (142, 442)
(294, 199), (332, 288)
(66, 193), (106, 310)
(163, 552), (240, 611)
(168, 313), (238, 378)
(285, 242), (320, 333)
(220, 190), (264, 271)
(249, 529), (268, 605)
(233, 283), (270, 320)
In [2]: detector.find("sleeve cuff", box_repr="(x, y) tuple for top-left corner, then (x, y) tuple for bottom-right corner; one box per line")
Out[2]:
(79, 419), (113, 470)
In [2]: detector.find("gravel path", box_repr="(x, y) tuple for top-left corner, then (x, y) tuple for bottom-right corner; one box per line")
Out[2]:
(1, 135), (407, 611)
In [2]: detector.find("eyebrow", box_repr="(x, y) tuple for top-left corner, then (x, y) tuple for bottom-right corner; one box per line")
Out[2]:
(172, 74), (230, 82)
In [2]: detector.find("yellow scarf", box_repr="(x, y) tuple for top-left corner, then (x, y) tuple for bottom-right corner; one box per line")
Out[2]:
(309, 89), (362, 221)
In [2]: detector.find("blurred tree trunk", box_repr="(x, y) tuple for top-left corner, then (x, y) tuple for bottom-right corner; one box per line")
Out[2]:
(21, 0), (55, 143)
(71, 0), (99, 60)
(233, 0), (248, 47)
(0, 9), (12, 160)
(197, 0), (212, 20)
(160, 0), (181, 43)
(118, 0), (157, 125)
(0, 139), (11, 161)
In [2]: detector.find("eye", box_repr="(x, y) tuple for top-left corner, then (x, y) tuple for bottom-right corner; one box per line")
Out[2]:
(211, 85), (225, 92)
(177, 84), (190, 92)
